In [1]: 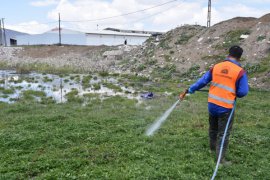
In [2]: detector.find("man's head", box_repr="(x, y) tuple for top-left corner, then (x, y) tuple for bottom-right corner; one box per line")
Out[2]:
(229, 46), (243, 60)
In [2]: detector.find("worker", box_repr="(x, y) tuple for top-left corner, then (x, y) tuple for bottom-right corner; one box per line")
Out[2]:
(181, 46), (249, 164)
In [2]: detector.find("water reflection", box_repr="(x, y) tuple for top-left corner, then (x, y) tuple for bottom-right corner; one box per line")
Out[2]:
(0, 70), (140, 103)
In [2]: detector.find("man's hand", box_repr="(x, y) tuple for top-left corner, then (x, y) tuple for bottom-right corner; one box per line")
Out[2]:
(179, 89), (188, 101)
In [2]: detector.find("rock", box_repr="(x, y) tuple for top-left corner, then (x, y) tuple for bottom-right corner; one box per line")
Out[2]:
(251, 77), (257, 81)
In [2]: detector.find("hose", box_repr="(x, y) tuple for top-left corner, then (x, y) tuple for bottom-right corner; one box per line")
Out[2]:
(211, 101), (236, 180)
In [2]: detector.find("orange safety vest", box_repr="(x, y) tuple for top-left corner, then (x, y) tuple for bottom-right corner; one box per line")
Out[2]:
(208, 61), (243, 109)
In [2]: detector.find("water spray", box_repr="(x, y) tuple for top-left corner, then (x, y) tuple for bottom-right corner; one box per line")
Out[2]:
(146, 90), (188, 136)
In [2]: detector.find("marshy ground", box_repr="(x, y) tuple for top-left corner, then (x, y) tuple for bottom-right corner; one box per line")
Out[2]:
(0, 70), (269, 179)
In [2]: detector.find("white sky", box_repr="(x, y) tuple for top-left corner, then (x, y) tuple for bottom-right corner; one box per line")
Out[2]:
(2, 0), (270, 34)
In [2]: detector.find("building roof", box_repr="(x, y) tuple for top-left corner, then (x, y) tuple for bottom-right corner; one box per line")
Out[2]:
(104, 27), (164, 35)
(46, 28), (85, 35)
(86, 30), (151, 37)
(4, 29), (28, 38)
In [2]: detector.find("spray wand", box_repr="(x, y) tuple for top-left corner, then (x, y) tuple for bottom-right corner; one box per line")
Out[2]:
(179, 89), (189, 101)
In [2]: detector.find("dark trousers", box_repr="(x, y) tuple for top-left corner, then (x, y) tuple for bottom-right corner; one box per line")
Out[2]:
(209, 111), (234, 161)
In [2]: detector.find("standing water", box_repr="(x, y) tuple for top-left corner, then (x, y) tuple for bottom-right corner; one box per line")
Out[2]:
(146, 100), (179, 136)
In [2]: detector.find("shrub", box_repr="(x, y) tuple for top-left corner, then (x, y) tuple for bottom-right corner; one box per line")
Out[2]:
(175, 34), (193, 45)
(257, 35), (266, 42)
(137, 64), (146, 72)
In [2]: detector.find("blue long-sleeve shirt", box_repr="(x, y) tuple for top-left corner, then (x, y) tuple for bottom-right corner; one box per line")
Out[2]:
(189, 59), (249, 116)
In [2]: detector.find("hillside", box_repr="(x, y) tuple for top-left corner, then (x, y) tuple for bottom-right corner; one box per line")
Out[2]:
(120, 14), (270, 88)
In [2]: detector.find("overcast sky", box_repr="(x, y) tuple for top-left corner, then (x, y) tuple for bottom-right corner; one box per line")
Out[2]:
(1, 0), (270, 34)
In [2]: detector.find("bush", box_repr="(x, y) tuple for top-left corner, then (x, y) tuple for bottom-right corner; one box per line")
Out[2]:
(65, 89), (82, 103)
(137, 64), (146, 72)
(82, 75), (92, 89)
(175, 34), (193, 45)
(93, 83), (101, 90)
(257, 35), (266, 42)
(164, 55), (171, 62)
(216, 29), (251, 49)
(153, 64), (177, 79)
(99, 71), (109, 77)
(182, 65), (201, 80)
(146, 59), (157, 66)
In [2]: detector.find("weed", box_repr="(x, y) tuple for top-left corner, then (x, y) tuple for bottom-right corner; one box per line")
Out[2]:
(65, 89), (82, 103)
(93, 83), (101, 90)
(99, 71), (109, 77)
(153, 64), (177, 79)
(175, 34), (194, 45)
(103, 83), (122, 92)
(64, 79), (70, 83)
(0, 89), (269, 179)
(0, 87), (15, 94)
(137, 64), (146, 72)
(82, 75), (92, 89)
(43, 76), (53, 83)
(257, 35), (266, 42)
(215, 29), (251, 49)
(182, 64), (201, 80)
(164, 55), (172, 62)
(146, 59), (157, 66)
(21, 90), (46, 102)
(169, 50), (175, 55)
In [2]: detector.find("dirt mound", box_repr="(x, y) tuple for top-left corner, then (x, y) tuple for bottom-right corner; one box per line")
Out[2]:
(120, 13), (270, 88)
(258, 13), (270, 23)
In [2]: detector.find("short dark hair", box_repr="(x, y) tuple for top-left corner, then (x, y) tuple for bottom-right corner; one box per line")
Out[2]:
(229, 45), (243, 59)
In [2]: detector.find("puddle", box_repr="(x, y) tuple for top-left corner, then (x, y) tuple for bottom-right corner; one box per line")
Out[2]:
(0, 70), (141, 104)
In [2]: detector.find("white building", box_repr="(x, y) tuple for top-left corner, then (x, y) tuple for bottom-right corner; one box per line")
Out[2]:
(16, 28), (86, 46)
(0, 29), (28, 46)
(16, 28), (152, 46)
(86, 30), (151, 46)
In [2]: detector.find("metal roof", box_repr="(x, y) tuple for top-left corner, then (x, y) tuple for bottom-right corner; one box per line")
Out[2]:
(86, 30), (151, 37)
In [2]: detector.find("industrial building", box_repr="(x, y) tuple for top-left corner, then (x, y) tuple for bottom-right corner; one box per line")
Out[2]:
(15, 28), (154, 46)
(0, 29), (28, 46)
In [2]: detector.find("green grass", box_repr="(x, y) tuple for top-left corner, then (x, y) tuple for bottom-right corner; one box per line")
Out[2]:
(82, 75), (92, 89)
(0, 89), (269, 179)
(215, 29), (251, 49)
(103, 82), (122, 92)
(244, 54), (270, 77)
(257, 35), (266, 42)
(152, 64), (177, 79)
(175, 34), (194, 45)
(92, 83), (101, 91)
(0, 87), (15, 94)
(0, 62), (83, 75)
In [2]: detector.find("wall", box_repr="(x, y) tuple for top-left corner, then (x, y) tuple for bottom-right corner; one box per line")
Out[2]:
(17, 33), (87, 45)
(86, 34), (148, 46)
(16, 33), (149, 46)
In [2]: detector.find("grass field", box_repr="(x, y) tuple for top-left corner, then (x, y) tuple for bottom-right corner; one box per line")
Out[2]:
(0, 88), (269, 179)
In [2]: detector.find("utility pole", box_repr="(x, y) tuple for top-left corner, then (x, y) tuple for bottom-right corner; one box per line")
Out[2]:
(0, 20), (2, 46)
(207, 0), (211, 28)
(58, 13), (61, 46)
(2, 18), (7, 46)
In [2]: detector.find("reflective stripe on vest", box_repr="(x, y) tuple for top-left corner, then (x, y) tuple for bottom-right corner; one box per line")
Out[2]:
(208, 93), (235, 105)
(210, 82), (236, 94)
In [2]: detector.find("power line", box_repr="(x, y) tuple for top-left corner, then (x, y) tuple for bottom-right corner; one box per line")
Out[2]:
(62, 0), (178, 23)
(130, 1), (183, 24)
